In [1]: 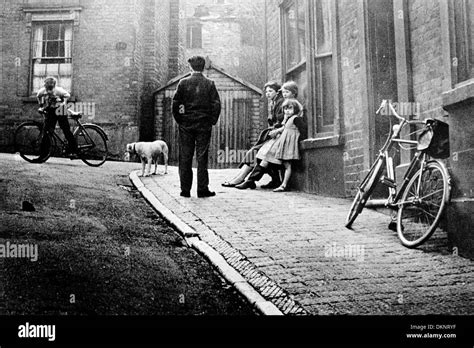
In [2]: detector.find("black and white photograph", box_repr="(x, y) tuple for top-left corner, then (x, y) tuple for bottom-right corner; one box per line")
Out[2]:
(0, 0), (473, 346)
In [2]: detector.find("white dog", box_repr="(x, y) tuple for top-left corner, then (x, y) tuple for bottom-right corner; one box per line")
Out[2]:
(125, 140), (169, 177)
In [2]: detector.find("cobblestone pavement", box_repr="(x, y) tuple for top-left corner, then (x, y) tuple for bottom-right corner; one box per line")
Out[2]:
(139, 166), (473, 315)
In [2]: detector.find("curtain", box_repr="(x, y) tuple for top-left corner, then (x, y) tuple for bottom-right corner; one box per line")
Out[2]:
(64, 25), (72, 58)
(33, 26), (44, 58)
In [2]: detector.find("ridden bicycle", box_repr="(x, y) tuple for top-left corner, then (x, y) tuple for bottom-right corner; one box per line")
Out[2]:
(14, 108), (108, 167)
(345, 100), (451, 248)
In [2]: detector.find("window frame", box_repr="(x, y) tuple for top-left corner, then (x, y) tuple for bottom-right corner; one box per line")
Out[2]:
(280, 0), (340, 139)
(311, 0), (335, 134)
(30, 21), (74, 95)
(449, 0), (473, 86)
(281, 0), (307, 74)
(23, 9), (81, 97)
(186, 22), (203, 49)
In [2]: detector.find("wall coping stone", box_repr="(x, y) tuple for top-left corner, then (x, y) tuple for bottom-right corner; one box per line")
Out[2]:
(300, 135), (344, 150)
(442, 79), (474, 111)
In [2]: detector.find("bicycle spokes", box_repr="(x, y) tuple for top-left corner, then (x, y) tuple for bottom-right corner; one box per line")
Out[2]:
(14, 123), (50, 163)
(397, 161), (449, 248)
(74, 126), (108, 167)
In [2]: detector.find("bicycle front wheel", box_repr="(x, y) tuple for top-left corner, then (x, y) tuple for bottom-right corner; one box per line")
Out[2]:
(345, 157), (384, 228)
(75, 125), (108, 167)
(397, 160), (450, 248)
(14, 122), (51, 163)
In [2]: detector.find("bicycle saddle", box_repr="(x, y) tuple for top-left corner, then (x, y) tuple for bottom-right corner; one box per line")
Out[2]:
(67, 109), (82, 119)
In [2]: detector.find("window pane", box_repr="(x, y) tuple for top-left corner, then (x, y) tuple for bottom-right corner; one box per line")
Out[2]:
(285, 5), (299, 67)
(45, 63), (60, 77)
(42, 41), (47, 58)
(60, 24), (65, 40)
(286, 64), (308, 138)
(297, 1), (306, 62)
(59, 41), (65, 57)
(315, 0), (332, 54)
(186, 25), (202, 48)
(186, 26), (192, 48)
(193, 26), (202, 48)
(315, 56), (334, 129)
(46, 41), (59, 57)
(454, 0), (473, 82)
(47, 23), (60, 40)
(288, 65), (308, 103)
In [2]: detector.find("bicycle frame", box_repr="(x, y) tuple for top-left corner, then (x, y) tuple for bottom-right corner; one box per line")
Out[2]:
(43, 115), (96, 154)
(369, 101), (427, 208)
(385, 151), (427, 207)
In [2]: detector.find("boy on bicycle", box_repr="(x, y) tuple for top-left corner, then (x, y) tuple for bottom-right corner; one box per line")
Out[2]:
(37, 77), (78, 158)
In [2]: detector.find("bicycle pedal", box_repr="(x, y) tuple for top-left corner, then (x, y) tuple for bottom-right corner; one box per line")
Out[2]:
(388, 221), (397, 232)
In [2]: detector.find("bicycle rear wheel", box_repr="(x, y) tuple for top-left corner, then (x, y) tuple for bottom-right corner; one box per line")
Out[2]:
(345, 157), (384, 228)
(397, 160), (450, 248)
(75, 125), (108, 167)
(14, 122), (51, 163)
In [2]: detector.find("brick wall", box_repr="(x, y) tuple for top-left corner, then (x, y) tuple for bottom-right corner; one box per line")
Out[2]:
(264, 0), (282, 83)
(0, 0), (175, 158)
(339, 0), (367, 197)
(0, 1), (31, 120)
(177, 0), (189, 77)
(138, 0), (173, 141)
(168, 0), (181, 79)
(0, 1), (37, 149)
(262, 0), (282, 141)
(409, 0), (446, 120)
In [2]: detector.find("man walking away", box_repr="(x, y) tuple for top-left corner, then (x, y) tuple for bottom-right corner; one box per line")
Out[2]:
(172, 56), (221, 198)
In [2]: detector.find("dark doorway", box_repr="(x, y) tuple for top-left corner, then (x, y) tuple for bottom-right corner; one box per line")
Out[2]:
(367, 0), (398, 197)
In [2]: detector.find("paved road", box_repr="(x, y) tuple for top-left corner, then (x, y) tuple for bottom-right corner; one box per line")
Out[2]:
(139, 165), (473, 315)
(0, 153), (256, 316)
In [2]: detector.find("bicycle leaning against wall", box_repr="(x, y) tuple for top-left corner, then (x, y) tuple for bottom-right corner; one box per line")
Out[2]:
(345, 100), (451, 248)
(14, 108), (108, 167)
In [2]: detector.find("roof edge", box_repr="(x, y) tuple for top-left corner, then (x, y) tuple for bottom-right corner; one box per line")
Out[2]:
(153, 65), (262, 96)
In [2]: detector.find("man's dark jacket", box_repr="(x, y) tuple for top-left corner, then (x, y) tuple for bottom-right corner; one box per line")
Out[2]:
(172, 72), (221, 131)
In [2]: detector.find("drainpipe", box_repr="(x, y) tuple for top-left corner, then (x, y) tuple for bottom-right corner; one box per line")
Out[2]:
(264, 0), (268, 84)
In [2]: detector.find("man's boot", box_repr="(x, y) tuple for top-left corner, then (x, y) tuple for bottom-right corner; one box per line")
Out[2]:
(261, 166), (281, 189)
(235, 165), (266, 190)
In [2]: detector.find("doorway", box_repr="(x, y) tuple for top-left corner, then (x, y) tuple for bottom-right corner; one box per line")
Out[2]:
(366, 0), (399, 197)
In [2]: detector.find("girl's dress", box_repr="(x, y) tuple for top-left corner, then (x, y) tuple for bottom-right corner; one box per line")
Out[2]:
(256, 133), (281, 165)
(265, 115), (301, 164)
(243, 93), (285, 167)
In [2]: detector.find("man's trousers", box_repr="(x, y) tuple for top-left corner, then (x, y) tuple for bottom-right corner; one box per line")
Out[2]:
(178, 126), (212, 193)
(41, 109), (78, 156)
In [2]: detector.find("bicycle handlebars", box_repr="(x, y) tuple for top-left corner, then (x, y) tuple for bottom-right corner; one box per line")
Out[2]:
(377, 100), (430, 125)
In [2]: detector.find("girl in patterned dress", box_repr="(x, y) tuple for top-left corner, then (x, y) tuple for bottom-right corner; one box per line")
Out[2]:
(263, 98), (304, 192)
(234, 81), (303, 190)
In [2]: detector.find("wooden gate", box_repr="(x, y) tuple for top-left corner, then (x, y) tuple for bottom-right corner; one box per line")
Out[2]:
(161, 90), (254, 169)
